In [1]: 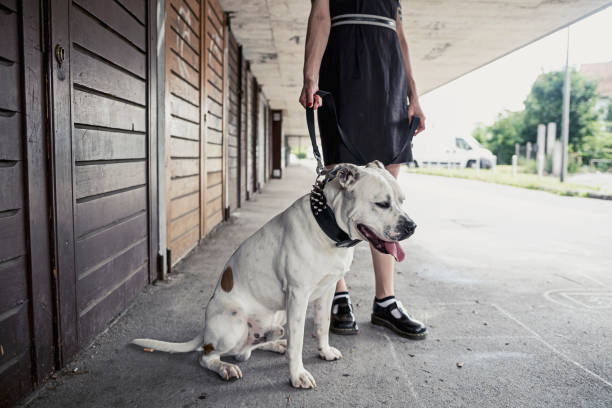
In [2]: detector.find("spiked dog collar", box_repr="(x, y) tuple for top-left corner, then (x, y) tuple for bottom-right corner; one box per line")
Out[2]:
(310, 178), (361, 248)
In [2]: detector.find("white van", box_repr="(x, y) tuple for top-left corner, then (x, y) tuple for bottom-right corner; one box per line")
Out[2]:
(411, 135), (495, 169)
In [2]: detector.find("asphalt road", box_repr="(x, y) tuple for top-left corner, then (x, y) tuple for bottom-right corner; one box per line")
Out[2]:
(22, 164), (612, 408)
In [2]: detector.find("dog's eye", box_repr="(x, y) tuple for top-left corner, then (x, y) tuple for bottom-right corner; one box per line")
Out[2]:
(375, 201), (390, 209)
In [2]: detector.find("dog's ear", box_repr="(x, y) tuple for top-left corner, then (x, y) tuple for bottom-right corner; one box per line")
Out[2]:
(332, 164), (360, 190)
(366, 160), (385, 170)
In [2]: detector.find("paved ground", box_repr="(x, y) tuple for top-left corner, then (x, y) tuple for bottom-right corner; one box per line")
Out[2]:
(21, 164), (612, 408)
(569, 172), (612, 191)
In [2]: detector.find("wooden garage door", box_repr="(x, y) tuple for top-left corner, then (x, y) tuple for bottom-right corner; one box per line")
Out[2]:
(0, 2), (32, 401)
(239, 58), (248, 201)
(247, 72), (257, 194)
(0, 1), (34, 402)
(1, 1), (54, 405)
(50, 0), (156, 361)
(166, 0), (201, 263)
(257, 98), (267, 186)
(202, 0), (226, 234)
(226, 31), (240, 211)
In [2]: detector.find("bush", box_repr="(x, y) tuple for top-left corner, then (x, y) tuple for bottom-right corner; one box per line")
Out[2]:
(523, 159), (538, 174)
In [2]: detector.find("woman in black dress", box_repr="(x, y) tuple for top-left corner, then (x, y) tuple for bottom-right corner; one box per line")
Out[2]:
(299, 0), (427, 338)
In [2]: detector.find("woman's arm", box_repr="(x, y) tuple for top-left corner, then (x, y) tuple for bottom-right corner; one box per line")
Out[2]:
(299, 0), (330, 109)
(396, 5), (426, 134)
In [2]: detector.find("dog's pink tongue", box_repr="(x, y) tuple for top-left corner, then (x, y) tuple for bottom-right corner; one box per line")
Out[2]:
(384, 241), (405, 262)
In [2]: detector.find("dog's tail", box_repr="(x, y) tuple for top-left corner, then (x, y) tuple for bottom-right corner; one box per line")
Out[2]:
(131, 334), (204, 354)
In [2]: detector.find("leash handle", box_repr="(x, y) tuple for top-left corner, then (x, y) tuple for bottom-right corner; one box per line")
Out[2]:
(390, 114), (420, 163)
(306, 106), (325, 175)
(306, 90), (367, 174)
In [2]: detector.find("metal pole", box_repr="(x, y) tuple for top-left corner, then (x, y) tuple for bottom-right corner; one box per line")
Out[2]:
(560, 27), (571, 182)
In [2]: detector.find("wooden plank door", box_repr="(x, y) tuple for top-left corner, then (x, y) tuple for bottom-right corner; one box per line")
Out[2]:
(201, 0), (225, 235)
(271, 110), (283, 178)
(239, 53), (248, 202)
(0, 1), (54, 404)
(226, 30), (240, 211)
(245, 67), (254, 199)
(165, 0), (202, 264)
(250, 75), (258, 193)
(49, 0), (157, 362)
(0, 2), (34, 401)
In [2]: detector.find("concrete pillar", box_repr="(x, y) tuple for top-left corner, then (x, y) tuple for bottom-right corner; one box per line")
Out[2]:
(512, 155), (518, 177)
(552, 140), (563, 177)
(546, 122), (556, 156)
(526, 142), (532, 160)
(537, 124), (546, 178)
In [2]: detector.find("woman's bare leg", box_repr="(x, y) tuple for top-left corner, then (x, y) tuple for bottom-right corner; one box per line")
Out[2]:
(335, 279), (348, 293)
(335, 164), (400, 296)
(371, 164), (400, 298)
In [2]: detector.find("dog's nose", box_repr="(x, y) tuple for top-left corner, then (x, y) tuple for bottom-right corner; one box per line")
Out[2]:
(401, 218), (417, 236)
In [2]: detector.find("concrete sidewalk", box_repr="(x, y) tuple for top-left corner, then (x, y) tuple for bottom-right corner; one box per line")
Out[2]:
(22, 164), (612, 408)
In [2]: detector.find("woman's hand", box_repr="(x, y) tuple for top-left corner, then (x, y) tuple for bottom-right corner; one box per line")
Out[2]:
(408, 102), (426, 135)
(299, 79), (323, 109)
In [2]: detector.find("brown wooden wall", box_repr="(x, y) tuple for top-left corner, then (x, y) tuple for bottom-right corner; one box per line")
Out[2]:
(240, 60), (250, 200)
(257, 97), (267, 186)
(65, 0), (153, 350)
(226, 30), (240, 211)
(165, 0), (226, 265)
(248, 72), (257, 193)
(1, 0), (282, 403)
(0, 1), (36, 402)
(165, 0), (202, 263)
(202, 0), (225, 235)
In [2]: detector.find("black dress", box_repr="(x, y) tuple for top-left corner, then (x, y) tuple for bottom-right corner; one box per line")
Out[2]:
(318, 0), (412, 166)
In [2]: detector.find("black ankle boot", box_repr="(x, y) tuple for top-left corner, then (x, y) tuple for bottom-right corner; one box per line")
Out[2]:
(330, 292), (359, 335)
(371, 297), (427, 339)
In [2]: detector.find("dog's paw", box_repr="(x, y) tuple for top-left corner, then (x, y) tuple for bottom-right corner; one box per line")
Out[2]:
(258, 339), (287, 354)
(216, 362), (243, 381)
(270, 339), (287, 354)
(290, 368), (317, 389)
(318, 346), (342, 361)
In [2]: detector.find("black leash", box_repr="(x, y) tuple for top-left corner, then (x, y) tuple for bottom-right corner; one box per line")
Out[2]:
(306, 90), (419, 169)
(306, 90), (361, 247)
(306, 90), (367, 173)
(305, 90), (419, 248)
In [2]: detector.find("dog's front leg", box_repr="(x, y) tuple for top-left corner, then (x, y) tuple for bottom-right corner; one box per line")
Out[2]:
(314, 286), (342, 361)
(286, 288), (316, 389)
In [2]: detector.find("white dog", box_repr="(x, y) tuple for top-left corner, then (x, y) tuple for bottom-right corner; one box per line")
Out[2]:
(132, 161), (416, 389)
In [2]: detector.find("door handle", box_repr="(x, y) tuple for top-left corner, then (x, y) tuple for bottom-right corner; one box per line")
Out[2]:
(55, 44), (65, 66)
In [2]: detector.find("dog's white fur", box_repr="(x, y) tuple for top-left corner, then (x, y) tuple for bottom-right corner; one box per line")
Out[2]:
(132, 161), (413, 388)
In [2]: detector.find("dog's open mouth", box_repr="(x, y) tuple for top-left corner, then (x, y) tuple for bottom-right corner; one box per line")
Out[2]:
(357, 224), (405, 262)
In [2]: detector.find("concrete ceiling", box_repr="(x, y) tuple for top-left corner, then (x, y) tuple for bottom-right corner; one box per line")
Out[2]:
(219, 0), (610, 136)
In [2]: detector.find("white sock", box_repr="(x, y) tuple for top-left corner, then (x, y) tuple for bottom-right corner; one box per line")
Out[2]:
(375, 297), (396, 308)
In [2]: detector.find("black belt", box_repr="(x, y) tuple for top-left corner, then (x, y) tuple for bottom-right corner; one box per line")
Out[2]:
(331, 13), (396, 31)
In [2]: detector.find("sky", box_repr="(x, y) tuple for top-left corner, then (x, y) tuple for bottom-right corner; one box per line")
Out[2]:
(418, 5), (612, 145)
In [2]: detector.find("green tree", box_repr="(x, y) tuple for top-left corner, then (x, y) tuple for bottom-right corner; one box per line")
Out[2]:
(522, 69), (600, 154)
(474, 69), (603, 165)
(472, 110), (524, 164)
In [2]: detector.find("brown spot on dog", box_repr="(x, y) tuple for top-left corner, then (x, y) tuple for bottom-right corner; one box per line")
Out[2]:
(221, 266), (233, 292)
(203, 343), (214, 355)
